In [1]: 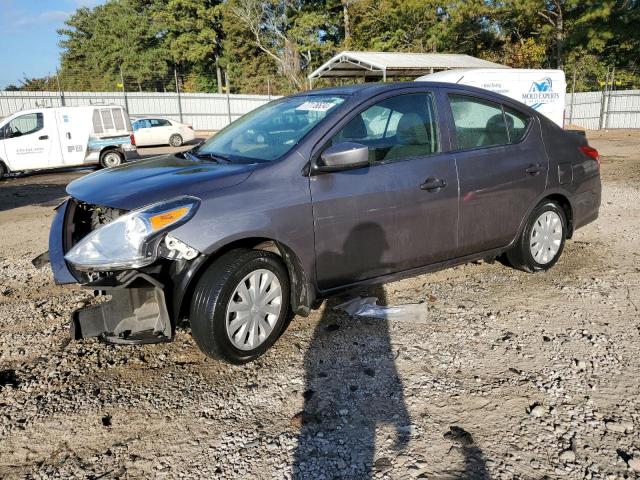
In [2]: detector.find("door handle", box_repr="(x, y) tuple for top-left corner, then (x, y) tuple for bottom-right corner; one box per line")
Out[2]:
(525, 164), (542, 176)
(420, 177), (447, 191)
(38, 135), (48, 140)
(66, 132), (71, 140)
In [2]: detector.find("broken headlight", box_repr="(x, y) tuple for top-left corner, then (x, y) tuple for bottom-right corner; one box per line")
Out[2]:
(65, 197), (200, 271)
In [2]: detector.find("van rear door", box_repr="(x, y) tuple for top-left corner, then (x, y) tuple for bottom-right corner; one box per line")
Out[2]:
(3, 110), (53, 171)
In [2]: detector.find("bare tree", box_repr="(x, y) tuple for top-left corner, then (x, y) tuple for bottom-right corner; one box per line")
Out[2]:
(538, 0), (565, 68)
(342, 0), (352, 43)
(228, 0), (303, 89)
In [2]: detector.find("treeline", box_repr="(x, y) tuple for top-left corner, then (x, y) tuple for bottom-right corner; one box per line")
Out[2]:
(7, 0), (640, 93)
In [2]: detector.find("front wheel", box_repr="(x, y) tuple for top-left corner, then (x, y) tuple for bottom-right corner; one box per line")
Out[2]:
(100, 150), (124, 168)
(189, 249), (290, 364)
(507, 201), (567, 272)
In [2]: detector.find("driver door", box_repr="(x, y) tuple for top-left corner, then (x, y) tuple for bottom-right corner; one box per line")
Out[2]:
(4, 111), (52, 170)
(310, 91), (459, 291)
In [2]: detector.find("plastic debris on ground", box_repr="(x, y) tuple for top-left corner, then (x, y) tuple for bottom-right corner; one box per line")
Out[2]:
(334, 296), (428, 322)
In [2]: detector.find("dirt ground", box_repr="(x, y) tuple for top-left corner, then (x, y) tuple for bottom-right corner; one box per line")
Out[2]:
(0, 132), (639, 479)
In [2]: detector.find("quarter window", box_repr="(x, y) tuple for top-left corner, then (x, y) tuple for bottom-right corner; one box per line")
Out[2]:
(6, 113), (44, 138)
(504, 107), (530, 143)
(331, 93), (439, 163)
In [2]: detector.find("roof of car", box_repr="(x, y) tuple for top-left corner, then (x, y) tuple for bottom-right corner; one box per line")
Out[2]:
(295, 81), (547, 122)
(300, 81), (500, 97)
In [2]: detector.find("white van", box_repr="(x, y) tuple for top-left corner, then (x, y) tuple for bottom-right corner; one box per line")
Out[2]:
(0, 105), (137, 177)
(417, 69), (566, 127)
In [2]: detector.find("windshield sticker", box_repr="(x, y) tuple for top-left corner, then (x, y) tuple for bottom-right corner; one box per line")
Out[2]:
(296, 101), (338, 112)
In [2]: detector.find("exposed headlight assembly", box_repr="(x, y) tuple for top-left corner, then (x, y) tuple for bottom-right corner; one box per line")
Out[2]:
(65, 196), (200, 271)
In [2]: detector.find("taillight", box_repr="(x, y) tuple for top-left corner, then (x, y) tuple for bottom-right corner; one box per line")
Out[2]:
(130, 134), (136, 146)
(579, 145), (600, 167)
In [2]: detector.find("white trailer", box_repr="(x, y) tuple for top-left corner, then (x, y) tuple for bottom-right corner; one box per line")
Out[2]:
(417, 69), (566, 127)
(0, 105), (137, 177)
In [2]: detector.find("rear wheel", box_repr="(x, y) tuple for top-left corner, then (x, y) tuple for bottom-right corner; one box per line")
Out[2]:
(100, 150), (123, 168)
(507, 201), (567, 272)
(169, 134), (183, 147)
(189, 249), (290, 364)
(0, 163), (6, 178)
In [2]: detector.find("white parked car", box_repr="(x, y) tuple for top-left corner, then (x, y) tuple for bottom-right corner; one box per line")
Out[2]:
(0, 105), (137, 177)
(131, 117), (196, 147)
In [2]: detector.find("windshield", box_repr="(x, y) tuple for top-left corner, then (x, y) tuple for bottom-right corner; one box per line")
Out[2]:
(195, 95), (345, 162)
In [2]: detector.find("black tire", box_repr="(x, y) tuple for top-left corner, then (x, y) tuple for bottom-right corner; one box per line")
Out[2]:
(169, 134), (183, 147)
(189, 249), (290, 364)
(0, 163), (6, 179)
(99, 150), (124, 168)
(507, 201), (567, 273)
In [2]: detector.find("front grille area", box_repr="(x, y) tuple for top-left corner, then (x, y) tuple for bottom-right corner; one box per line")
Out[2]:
(66, 199), (127, 251)
(63, 199), (129, 281)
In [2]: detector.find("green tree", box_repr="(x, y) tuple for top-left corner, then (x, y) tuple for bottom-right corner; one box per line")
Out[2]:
(51, 0), (640, 94)
(3, 76), (59, 91)
(58, 1), (169, 91)
(151, 0), (222, 91)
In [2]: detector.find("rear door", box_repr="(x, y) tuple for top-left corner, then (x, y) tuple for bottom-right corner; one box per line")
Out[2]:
(310, 89), (459, 290)
(445, 91), (548, 254)
(150, 118), (173, 144)
(132, 119), (153, 146)
(3, 111), (52, 170)
(57, 109), (89, 165)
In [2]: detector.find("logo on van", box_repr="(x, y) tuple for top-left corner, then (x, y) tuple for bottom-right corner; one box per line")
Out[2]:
(521, 77), (560, 110)
(530, 78), (553, 93)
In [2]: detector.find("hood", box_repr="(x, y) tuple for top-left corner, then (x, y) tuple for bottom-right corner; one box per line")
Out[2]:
(66, 154), (255, 210)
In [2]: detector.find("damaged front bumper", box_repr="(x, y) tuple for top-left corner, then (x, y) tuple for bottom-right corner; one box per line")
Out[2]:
(45, 198), (198, 346)
(71, 273), (171, 344)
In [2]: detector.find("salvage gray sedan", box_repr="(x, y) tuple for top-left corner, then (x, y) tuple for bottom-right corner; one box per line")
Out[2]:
(46, 82), (601, 363)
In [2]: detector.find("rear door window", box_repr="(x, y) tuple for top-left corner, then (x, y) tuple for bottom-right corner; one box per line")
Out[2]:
(449, 95), (509, 150)
(150, 119), (171, 127)
(331, 92), (439, 163)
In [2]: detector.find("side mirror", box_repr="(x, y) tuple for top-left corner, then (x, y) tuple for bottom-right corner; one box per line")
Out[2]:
(315, 142), (370, 173)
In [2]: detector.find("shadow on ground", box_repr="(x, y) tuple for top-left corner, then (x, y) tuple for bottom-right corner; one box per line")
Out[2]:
(0, 178), (74, 211)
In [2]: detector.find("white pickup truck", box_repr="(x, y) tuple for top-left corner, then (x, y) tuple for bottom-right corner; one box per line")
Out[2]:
(0, 105), (137, 177)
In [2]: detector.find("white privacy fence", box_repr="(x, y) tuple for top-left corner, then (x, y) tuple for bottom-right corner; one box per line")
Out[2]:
(1, 89), (638, 131)
(565, 90), (640, 130)
(0, 91), (278, 131)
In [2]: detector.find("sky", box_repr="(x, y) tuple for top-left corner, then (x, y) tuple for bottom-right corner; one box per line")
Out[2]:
(0, 0), (105, 89)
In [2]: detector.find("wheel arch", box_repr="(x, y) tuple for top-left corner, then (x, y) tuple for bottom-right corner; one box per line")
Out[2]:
(511, 190), (575, 248)
(543, 193), (574, 238)
(99, 146), (123, 160)
(172, 236), (315, 326)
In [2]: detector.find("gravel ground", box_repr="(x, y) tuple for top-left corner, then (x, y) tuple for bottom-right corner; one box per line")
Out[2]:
(0, 131), (639, 479)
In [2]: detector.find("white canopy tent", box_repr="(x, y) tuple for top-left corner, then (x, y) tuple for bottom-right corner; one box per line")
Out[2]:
(308, 51), (508, 86)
